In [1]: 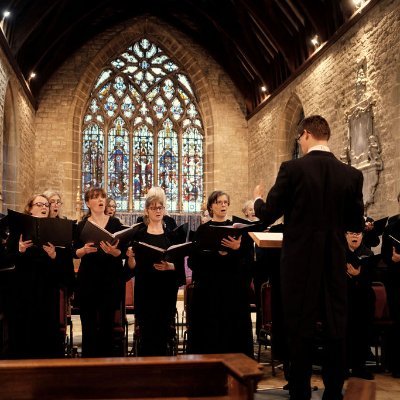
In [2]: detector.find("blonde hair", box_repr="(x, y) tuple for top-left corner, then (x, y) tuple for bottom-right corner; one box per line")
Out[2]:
(242, 200), (254, 216)
(147, 186), (167, 204)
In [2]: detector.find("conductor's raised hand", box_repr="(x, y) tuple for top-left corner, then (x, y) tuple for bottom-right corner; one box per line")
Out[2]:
(221, 235), (241, 250)
(43, 242), (57, 260)
(18, 234), (33, 253)
(100, 239), (121, 257)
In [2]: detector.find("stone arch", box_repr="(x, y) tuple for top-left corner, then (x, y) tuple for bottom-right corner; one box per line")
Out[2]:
(70, 17), (216, 212)
(280, 92), (304, 163)
(1, 82), (18, 212)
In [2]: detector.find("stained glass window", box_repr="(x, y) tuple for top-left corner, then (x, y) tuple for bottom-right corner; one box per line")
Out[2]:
(81, 38), (204, 212)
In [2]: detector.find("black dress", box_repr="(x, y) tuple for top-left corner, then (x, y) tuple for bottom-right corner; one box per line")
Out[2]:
(132, 226), (185, 356)
(74, 216), (132, 357)
(188, 220), (254, 357)
(345, 244), (376, 373)
(381, 216), (400, 374)
(5, 231), (71, 359)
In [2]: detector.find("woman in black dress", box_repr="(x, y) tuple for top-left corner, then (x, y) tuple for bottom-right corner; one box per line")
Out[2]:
(74, 187), (133, 357)
(187, 190), (254, 357)
(126, 191), (185, 356)
(44, 189), (75, 296)
(6, 194), (68, 358)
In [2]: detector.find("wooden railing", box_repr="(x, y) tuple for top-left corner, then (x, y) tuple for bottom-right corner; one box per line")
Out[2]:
(0, 353), (263, 400)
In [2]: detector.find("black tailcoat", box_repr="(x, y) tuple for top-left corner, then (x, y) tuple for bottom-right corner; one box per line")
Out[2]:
(255, 151), (364, 339)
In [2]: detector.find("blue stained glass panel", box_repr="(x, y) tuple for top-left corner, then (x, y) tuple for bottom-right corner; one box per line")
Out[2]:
(163, 79), (174, 100)
(104, 95), (117, 117)
(153, 97), (166, 119)
(107, 118), (129, 210)
(133, 125), (154, 210)
(153, 55), (168, 64)
(82, 124), (105, 193)
(83, 37), (204, 213)
(98, 82), (111, 99)
(158, 119), (179, 211)
(111, 59), (125, 69)
(182, 126), (203, 212)
(121, 95), (134, 118)
(170, 98), (183, 120)
(89, 99), (100, 113)
(121, 52), (137, 63)
(113, 76), (126, 97)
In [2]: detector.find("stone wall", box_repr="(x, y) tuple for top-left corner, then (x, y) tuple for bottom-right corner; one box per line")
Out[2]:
(34, 16), (249, 218)
(248, 0), (400, 220)
(0, 47), (36, 212)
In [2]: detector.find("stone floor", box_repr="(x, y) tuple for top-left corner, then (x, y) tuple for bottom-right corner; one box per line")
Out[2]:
(255, 364), (400, 400)
(68, 296), (400, 400)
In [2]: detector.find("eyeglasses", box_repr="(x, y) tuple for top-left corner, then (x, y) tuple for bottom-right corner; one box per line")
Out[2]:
(107, 205), (117, 209)
(346, 232), (362, 236)
(32, 202), (50, 208)
(296, 130), (306, 143)
(50, 200), (63, 205)
(216, 200), (229, 206)
(148, 206), (165, 212)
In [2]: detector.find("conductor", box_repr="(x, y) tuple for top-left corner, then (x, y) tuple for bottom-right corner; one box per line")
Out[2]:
(254, 115), (364, 400)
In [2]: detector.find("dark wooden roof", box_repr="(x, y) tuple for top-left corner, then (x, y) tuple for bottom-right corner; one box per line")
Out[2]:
(1, 0), (360, 113)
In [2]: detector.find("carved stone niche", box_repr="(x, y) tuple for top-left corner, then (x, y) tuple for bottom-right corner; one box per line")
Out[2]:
(341, 99), (383, 210)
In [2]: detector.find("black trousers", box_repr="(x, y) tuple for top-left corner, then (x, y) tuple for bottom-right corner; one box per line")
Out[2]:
(287, 334), (345, 400)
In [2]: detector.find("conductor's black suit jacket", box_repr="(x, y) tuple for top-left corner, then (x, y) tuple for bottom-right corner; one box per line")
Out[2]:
(255, 151), (364, 339)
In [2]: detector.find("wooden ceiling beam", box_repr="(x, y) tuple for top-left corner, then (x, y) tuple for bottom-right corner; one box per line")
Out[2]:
(238, 0), (296, 73)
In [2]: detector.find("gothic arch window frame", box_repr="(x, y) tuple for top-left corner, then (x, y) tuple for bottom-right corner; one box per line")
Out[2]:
(81, 36), (205, 213)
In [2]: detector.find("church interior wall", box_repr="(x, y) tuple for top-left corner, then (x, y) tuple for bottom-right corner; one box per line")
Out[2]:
(1, 1), (399, 220)
(33, 16), (249, 218)
(248, 0), (400, 220)
(0, 51), (36, 212)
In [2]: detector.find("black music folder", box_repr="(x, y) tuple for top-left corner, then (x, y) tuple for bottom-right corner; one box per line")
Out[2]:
(196, 222), (258, 251)
(132, 241), (192, 263)
(80, 220), (143, 245)
(7, 209), (74, 247)
(346, 251), (381, 269)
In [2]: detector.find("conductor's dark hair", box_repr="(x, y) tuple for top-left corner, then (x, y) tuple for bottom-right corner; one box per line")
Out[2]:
(297, 115), (331, 141)
(207, 190), (230, 217)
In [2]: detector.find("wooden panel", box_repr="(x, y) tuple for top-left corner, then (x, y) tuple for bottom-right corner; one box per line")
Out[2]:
(249, 232), (282, 248)
(0, 354), (263, 400)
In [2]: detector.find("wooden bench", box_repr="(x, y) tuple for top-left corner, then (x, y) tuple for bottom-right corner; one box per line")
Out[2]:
(0, 353), (263, 400)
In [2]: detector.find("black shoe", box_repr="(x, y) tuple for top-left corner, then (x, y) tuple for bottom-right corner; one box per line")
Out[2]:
(282, 382), (290, 390)
(351, 368), (374, 380)
(392, 370), (400, 378)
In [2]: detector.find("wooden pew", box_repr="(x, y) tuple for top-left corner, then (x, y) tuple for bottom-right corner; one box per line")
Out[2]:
(0, 353), (263, 400)
(344, 378), (376, 400)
